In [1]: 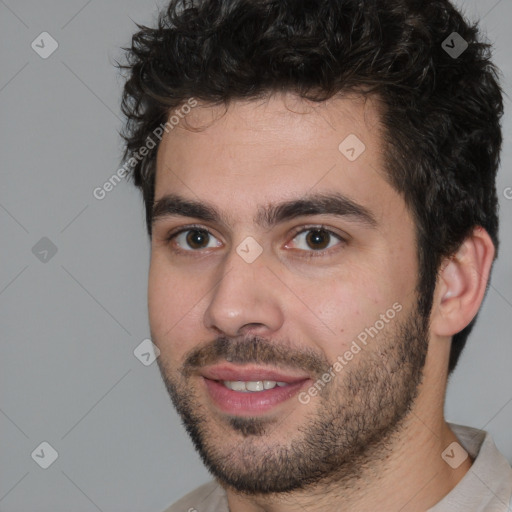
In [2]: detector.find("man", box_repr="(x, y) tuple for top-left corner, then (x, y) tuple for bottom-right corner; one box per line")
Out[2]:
(119, 0), (512, 510)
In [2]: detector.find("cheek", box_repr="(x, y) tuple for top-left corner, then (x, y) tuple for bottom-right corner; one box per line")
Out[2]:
(148, 260), (171, 333)
(285, 276), (363, 355)
(148, 258), (190, 340)
(148, 256), (209, 360)
(302, 266), (403, 360)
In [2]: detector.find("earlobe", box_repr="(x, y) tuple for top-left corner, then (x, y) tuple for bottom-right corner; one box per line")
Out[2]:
(431, 227), (495, 337)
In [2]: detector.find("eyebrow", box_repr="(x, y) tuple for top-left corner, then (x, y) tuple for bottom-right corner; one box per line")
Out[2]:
(151, 192), (377, 230)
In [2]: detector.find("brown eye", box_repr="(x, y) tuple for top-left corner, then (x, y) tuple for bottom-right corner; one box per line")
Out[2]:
(185, 229), (210, 249)
(305, 229), (331, 250)
(169, 228), (222, 252)
(286, 227), (344, 255)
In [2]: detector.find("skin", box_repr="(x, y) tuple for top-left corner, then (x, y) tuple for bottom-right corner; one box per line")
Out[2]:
(148, 92), (495, 511)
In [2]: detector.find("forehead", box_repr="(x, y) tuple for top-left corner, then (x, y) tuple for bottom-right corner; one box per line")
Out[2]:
(153, 93), (400, 226)
(156, 93), (382, 166)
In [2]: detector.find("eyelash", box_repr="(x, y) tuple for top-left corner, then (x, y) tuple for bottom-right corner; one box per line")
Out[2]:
(163, 224), (347, 259)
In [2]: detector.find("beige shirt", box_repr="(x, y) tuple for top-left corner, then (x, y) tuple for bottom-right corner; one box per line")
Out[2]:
(163, 424), (512, 512)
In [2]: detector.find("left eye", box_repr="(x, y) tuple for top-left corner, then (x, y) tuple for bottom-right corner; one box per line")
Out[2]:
(286, 228), (343, 252)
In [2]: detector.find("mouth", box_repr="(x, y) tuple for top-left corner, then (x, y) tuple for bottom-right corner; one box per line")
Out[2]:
(199, 364), (312, 416)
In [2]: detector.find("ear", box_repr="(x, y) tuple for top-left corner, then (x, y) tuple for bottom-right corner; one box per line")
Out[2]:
(430, 227), (496, 337)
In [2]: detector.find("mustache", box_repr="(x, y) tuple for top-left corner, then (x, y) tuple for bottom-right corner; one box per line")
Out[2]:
(182, 335), (331, 379)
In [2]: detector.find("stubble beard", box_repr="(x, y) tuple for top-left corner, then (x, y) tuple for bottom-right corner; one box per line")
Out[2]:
(156, 305), (429, 495)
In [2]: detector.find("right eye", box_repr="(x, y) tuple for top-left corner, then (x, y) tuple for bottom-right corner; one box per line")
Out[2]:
(166, 227), (223, 252)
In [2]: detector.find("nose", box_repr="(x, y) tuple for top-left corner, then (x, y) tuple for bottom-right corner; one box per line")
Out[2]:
(203, 245), (285, 338)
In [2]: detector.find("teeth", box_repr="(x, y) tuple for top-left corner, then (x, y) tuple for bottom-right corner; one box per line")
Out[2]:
(228, 381), (248, 392)
(223, 380), (290, 392)
(246, 381), (264, 391)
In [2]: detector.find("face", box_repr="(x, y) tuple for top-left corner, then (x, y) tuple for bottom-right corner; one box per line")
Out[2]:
(149, 93), (429, 493)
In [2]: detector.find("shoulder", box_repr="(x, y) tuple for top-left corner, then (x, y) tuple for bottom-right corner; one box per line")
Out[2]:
(161, 481), (227, 512)
(427, 423), (512, 511)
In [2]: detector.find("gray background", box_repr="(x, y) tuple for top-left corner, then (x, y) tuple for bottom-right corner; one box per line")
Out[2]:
(0, 0), (511, 510)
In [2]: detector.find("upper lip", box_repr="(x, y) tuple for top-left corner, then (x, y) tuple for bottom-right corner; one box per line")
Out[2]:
(199, 363), (311, 384)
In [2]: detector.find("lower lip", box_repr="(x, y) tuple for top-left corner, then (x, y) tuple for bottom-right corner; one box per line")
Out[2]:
(202, 378), (310, 415)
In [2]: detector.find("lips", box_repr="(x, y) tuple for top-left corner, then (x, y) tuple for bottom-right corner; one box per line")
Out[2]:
(200, 364), (310, 384)
(199, 363), (311, 416)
